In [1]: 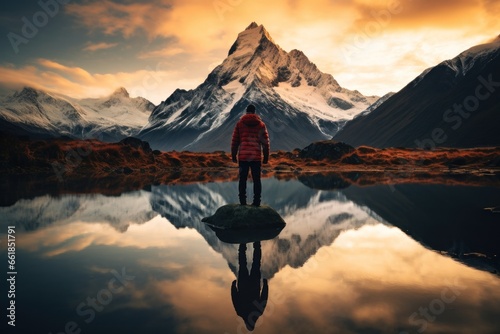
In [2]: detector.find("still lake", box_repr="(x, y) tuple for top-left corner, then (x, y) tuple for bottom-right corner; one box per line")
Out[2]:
(1, 177), (500, 334)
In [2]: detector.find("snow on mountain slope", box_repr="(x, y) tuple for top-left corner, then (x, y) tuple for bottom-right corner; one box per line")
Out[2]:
(77, 87), (153, 128)
(139, 22), (378, 151)
(0, 87), (86, 137)
(0, 87), (154, 142)
(441, 35), (500, 76)
(353, 92), (395, 120)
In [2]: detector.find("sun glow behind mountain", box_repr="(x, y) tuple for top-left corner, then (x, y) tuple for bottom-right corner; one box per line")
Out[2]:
(0, 0), (499, 104)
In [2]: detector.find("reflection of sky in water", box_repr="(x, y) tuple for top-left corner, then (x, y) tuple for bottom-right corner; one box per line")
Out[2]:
(1, 180), (499, 334)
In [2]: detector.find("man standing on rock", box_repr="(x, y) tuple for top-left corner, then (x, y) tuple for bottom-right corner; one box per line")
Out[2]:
(231, 104), (270, 206)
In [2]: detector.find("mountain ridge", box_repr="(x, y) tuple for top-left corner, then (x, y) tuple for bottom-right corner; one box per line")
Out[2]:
(0, 86), (154, 142)
(139, 22), (378, 151)
(334, 35), (500, 148)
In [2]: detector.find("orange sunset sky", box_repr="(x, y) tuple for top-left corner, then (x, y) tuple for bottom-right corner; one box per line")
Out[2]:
(0, 0), (499, 104)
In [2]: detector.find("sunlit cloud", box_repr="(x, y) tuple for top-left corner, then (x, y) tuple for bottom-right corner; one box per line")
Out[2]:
(66, 0), (171, 38)
(63, 0), (500, 98)
(83, 42), (119, 52)
(138, 47), (185, 59)
(0, 59), (202, 104)
(1, 0), (498, 101)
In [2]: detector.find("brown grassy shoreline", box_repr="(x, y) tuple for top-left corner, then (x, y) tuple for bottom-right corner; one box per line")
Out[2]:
(1, 135), (499, 190)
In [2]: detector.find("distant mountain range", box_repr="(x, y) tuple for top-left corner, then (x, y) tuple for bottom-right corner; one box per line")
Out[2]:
(0, 24), (499, 150)
(334, 36), (500, 148)
(0, 23), (378, 151)
(0, 86), (154, 142)
(139, 22), (378, 151)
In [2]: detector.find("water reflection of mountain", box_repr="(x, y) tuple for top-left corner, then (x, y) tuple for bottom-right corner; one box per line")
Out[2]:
(2, 177), (498, 277)
(150, 179), (379, 278)
(0, 191), (156, 232)
(0, 178), (379, 280)
(341, 184), (500, 274)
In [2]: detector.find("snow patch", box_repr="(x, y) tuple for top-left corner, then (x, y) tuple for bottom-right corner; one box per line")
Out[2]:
(184, 80), (246, 148)
(274, 82), (366, 121)
(167, 101), (192, 124)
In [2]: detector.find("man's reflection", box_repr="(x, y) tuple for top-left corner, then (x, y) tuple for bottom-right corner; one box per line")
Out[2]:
(231, 242), (268, 331)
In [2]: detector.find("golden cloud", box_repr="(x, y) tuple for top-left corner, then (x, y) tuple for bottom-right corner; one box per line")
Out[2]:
(0, 58), (202, 104)
(1, 0), (497, 100)
(83, 42), (119, 52)
(62, 0), (500, 97)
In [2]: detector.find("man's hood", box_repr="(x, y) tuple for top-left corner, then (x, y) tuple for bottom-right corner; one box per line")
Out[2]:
(240, 113), (262, 127)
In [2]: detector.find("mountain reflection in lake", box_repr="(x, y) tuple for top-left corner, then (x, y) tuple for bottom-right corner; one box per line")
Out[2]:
(1, 178), (499, 334)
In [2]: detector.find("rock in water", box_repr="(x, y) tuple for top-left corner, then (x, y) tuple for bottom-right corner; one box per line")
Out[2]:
(202, 204), (286, 244)
(202, 204), (286, 230)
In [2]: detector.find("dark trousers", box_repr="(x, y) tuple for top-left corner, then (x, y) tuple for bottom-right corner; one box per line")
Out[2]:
(238, 161), (261, 204)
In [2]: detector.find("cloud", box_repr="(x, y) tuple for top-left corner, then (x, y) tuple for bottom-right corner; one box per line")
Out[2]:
(66, 0), (171, 38)
(63, 0), (500, 97)
(1, 0), (497, 101)
(138, 47), (185, 59)
(65, 0), (359, 54)
(0, 59), (202, 104)
(83, 42), (119, 52)
(65, 0), (500, 51)
(37, 58), (96, 83)
(351, 0), (481, 30)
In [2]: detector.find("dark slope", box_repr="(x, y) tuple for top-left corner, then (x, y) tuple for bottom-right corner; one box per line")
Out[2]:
(334, 38), (500, 148)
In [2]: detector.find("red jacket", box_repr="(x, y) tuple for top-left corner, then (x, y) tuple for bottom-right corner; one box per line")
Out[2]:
(231, 113), (270, 162)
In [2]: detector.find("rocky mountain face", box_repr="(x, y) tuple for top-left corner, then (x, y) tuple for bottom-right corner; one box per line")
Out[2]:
(0, 87), (154, 142)
(139, 22), (378, 151)
(334, 36), (500, 148)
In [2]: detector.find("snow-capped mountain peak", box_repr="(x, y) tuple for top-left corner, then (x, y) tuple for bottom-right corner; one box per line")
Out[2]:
(111, 87), (130, 98)
(0, 86), (154, 141)
(220, 22), (285, 88)
(245, 21), (259, 30)
(12, 87), (42, 102)
(139, 22), (378, 151)
(228, 22), (275, 58)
